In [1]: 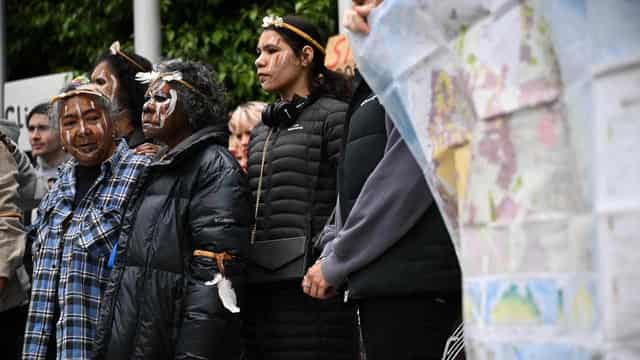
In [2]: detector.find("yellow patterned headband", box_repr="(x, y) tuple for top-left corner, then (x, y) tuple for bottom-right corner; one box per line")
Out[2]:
(109, 41), (147, 71)
(262, 15), (326, 55)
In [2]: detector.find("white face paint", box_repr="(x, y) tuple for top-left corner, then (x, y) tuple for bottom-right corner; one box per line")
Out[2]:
(97, 114), (106, 135)
(65, 130), (71, 145)
(75, 104), (86, 133)
(90, 101), (96, 110)
(161, 89), (179, 128)
(109, 74), (119, 101)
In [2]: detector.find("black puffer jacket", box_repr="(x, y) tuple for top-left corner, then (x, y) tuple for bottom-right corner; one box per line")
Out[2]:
(247, 96), (344, 243)
(244, 97), (357, 360)
(94, 127), (251, 360)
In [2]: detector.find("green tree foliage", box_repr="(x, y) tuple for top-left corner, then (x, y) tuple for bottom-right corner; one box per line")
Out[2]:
(7, 0), (337, 107)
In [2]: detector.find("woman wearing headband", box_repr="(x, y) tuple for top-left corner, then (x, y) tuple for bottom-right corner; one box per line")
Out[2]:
(22, 84), (150, 359)
(94, 60), (250, 360)
(91, 41), (153, 148)
(245, 15), (356, 359)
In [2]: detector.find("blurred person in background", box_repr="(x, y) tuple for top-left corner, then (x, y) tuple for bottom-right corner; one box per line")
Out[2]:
(26, 103), (68, 187)
(0, 122), (31, 360)
(228, 101), (266, 173)
(244, 15), (357, 360)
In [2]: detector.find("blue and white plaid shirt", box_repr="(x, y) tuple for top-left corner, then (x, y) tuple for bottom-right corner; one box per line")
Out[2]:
(23, 140), (150, 359)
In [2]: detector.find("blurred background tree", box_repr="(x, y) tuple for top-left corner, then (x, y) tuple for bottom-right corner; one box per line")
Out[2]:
(7, 0), (338, 108)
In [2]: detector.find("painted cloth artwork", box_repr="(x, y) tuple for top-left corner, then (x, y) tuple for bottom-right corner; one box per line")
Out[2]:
(23, 140), (150, 359)
(348, 0), (640, 358)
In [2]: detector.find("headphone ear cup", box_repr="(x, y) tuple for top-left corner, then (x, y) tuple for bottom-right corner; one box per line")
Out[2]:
(278, 102), (297, 126)
(262, 96), (311, 128)
(261, 103), (277, 127)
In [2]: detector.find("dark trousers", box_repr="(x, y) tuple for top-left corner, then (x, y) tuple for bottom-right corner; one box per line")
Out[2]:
(0, 305), (27, 360)
(357, 291), (462, 360)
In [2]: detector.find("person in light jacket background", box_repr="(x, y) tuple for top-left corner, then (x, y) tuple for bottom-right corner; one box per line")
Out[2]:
(0, 125), (31, 359)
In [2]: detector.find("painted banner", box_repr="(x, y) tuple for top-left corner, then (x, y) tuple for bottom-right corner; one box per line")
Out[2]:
(325, 33), (356, 77)
(347, 0), (640, 358)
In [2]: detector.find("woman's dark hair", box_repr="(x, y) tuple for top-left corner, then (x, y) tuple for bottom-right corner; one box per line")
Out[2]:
(266, 15), (351, 101)
(94, 48), (153, 130)
(158, 60), (228, 133)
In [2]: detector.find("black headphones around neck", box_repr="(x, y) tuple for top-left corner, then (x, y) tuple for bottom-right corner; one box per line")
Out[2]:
(262, 95), (313, 128)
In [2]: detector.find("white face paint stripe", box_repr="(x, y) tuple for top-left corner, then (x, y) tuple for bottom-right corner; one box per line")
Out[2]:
(65, 130), (71, 145)
(162, 89), (178, 128)
(156, 104), (161, 128)
(109, 74), (119, 101)
(97, 114), (106, 136)
(90, 101), (95, 110)
(75, 104), (86, 133)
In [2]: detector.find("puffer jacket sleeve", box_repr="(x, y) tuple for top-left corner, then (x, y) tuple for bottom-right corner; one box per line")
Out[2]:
(175, 149), (250, 359)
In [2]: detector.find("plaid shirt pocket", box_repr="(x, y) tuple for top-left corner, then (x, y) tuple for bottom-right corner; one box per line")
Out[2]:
(78, 206), (122, 258)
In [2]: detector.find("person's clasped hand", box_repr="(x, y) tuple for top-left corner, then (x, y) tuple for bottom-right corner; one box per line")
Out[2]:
(133, 142), (161, 157)
(302, 260), (337, 300)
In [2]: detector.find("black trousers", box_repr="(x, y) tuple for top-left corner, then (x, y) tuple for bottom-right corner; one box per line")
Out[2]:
(0, 305), (27, 360)
(357, 291), (462, 360)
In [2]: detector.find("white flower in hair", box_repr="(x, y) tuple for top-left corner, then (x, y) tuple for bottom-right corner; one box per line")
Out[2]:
(109, 41), (121, 55)
(262, 15), (284, 28)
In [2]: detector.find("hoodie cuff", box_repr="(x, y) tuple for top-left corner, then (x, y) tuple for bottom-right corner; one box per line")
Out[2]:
(321, 251), (350, 288)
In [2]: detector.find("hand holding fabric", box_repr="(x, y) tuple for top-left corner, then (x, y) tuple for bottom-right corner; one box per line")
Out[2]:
(344, 0), (382, 34)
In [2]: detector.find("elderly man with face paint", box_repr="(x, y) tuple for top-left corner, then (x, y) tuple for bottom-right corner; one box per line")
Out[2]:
(22, 84), (151, 360)
(94, 60), (250, 360)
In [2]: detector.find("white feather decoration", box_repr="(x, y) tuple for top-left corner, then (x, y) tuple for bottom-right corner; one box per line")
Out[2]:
(204, 274), (240, 313)
(109, 41), (121, 55)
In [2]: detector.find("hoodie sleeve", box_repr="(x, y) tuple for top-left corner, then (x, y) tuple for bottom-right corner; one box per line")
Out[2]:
(321, 117), (433, 287)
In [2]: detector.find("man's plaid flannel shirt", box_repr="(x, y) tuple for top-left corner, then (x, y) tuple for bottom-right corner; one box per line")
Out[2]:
(23, 140), (150, 359)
